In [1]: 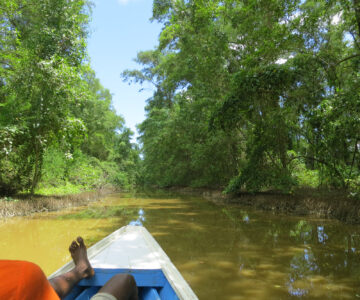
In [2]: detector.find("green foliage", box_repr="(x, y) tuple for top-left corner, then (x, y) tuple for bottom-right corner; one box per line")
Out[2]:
(124, 0), (360, 195)
(289, 154), (320, 188)
(0, 0), (140, 196)
(39, 143), (139, 194)
(35, 183), (84, 196)
(99, 161), (131, 190)
(66, 151), (104, 188)
(0, 0), (90, 194)
(137, 98), (239, 188)
(41, 147), (67, 186)
(4, 0), (360, 196)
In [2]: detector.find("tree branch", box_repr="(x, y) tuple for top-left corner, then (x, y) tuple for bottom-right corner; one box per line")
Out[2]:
(347, 141), (359, 187)
(335, 54), (360, 66)
(353, 0), (360, 40)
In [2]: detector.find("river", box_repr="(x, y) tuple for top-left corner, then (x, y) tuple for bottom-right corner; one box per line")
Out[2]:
(0, 192), (359, 299)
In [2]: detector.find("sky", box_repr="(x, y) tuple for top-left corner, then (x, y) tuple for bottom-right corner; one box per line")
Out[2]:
(87, 0), (162, 139)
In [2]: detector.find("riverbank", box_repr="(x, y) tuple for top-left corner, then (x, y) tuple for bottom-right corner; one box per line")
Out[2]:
(0, 187), (115, 218)
(169, 187), (360, 224)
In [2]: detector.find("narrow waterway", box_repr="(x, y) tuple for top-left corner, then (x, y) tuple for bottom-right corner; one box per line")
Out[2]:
(0, 192), (359, 299)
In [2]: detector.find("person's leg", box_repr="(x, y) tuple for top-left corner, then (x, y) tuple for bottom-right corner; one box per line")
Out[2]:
(95, 273), (138, 300)
(49, 237), (95, 299)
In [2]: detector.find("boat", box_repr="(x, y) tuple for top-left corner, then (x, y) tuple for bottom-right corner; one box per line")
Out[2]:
(48, 225), (198, 300)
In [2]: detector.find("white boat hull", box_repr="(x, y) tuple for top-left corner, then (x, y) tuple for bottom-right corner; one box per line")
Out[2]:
(49, 225), (198, 300)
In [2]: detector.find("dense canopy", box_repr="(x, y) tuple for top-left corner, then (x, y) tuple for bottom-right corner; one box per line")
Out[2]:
(2, 0), (360, 197)
(0, 0), (139, 195)
(124, 0), (360, 194)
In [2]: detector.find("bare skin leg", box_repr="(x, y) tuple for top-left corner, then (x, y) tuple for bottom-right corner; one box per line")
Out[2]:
(97, 273), (138, 300)
(49, 237), (95, 299)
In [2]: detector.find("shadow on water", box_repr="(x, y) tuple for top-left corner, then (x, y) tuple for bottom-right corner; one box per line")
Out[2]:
(1, 191), (360, 299)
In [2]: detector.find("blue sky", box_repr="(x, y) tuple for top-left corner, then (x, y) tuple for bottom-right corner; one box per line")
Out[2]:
(87, 0), (162, 138)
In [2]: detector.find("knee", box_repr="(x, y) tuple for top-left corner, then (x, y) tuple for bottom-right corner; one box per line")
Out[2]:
(99, 273), (138, 299)
(113, 273), (136, 286)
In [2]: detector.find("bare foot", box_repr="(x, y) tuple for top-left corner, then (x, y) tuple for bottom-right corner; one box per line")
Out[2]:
(69, 236), (95, 279)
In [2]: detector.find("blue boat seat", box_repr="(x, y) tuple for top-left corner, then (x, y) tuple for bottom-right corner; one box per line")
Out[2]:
(140, 288), (161, 300)
(68, 287), (160, 300)
(63, 268), (179, 300)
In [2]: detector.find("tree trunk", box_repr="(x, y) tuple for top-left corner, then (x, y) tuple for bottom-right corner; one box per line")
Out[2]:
(353, 0), (360, 39)
(30, 144), (43, 195)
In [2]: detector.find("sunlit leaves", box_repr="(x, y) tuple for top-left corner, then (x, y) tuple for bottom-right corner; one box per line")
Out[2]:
(0, 0), (91, 194)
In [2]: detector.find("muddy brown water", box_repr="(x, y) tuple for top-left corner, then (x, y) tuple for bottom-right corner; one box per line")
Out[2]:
(0, 192), (359, 299)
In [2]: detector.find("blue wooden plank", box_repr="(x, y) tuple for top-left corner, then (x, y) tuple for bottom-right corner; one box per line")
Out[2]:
(158, 281), (179, 300)
(75, 286), (100, 300)
(79, 268), (166, 288)
(63, 286), (83, 300)
(141, 288), (161, 300)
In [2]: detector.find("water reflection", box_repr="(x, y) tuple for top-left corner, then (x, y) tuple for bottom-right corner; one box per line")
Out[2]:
(317, 226), (328, 244)
(129, 208), (146, 226)
(208, 205), (360, 299)
(287, 247), (318, 297)
(0, 192), (360, 299)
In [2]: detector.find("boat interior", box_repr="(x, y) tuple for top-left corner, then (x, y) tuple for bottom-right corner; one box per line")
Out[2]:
(63, 268), (179, 300)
